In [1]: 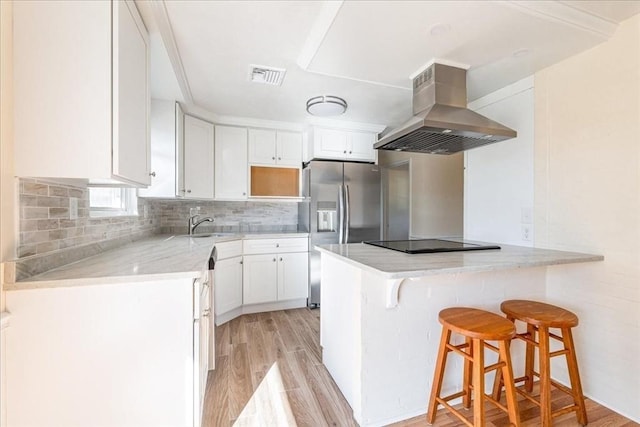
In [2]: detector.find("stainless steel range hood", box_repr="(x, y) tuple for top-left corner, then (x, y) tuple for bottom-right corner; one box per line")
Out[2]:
(375, 63), (517, 154)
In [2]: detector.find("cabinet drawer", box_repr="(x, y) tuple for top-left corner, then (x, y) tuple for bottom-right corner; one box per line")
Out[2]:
(243, 237), (308, 255)
(215, 240), (243, 260)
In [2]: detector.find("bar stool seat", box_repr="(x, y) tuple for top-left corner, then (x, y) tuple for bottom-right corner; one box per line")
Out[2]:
(427, 307), (521, 427)
(493, 300), (587, 426)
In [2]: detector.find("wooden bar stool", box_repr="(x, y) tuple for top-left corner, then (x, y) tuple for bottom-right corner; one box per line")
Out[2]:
(493, 300), (587, 426)
(427, 307), (521, 427)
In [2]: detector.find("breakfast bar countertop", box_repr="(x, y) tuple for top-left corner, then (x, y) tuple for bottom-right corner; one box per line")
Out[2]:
(315, 241), (604, 279)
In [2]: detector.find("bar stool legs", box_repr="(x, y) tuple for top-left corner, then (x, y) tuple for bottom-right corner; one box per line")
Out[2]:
(494, 300), (588, 426)
(427, 307), (521, 427)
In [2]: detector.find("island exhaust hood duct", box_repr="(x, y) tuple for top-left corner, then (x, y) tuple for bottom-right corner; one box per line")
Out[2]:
(375, 63), (517, 154)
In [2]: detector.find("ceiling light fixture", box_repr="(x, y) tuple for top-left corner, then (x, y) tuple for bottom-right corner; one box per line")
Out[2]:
(306, 95), (348, 117)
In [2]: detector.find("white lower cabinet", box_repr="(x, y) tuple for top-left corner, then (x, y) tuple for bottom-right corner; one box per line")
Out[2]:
(214, 237), (309, 325)
(277, 252), (309, 301)
(5, 274), (210, 427)
(243, 254), (279, 304)
(214, 256), (244, 313)
(242, 237), (309, 306)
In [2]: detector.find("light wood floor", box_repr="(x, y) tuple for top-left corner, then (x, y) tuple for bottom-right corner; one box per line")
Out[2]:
(202, 308), (638, 427)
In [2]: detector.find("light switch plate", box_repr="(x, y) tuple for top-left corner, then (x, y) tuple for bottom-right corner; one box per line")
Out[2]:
(69, 197), (78, 220)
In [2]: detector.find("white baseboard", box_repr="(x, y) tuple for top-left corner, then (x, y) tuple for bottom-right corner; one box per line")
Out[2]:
(215, 298), (307, 326)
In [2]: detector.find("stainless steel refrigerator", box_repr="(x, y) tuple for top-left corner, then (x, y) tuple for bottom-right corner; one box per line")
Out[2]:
(298, 160), (381, 307)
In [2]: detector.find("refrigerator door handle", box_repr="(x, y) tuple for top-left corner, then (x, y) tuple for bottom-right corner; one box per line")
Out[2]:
(345, 184), (350, 243)
(338, 184), (345, 244)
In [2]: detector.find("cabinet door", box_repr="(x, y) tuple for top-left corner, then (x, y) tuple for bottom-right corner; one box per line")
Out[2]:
(243, 254), (278, 305)
(347, 131), (376, 162)
(276, 131), (302, 166)
(215, 126), (248, 200)
(314, 128), (348, 160)
(248, 129), (277, 165)
(13, 1), (112, 180)
(277, 252), (309, 301)
(183, 115), (215, 199)
(112, 0), (150, 186)
(214, 256), (243, 315)
(175, 102), (185, 197)
(138, 99), (176, 197)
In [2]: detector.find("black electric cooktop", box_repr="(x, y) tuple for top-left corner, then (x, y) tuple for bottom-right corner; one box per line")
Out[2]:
(363, 239), (501, 254)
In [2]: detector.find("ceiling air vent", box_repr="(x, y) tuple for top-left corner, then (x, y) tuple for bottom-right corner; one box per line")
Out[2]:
(249, 64), (286, 86)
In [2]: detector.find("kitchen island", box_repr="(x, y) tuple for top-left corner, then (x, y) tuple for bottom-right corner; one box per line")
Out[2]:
(316, 242), (603, 426)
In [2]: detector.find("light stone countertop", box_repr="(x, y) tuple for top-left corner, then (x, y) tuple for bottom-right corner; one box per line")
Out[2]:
(6, 232), (308, 290)
(315, 242), (604, 279)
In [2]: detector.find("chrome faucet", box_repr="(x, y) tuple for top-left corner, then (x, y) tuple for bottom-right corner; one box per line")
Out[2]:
(189, 214), (214, 235)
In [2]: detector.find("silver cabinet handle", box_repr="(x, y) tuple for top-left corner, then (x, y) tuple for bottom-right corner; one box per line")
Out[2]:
(242, 192), (246, 196)
(149, 171), (156, 177)
(343, 150), (347, 154)
(272, 156), (275, 160)
(240, 260), (243, 265)
(279, 257), (283, 261)
(276, 243), (280, 248)
(187, 189), (192, 193)
(349, 151), (352, 154)
(278, 157), (281, 160)
(272, 258), (276, 262)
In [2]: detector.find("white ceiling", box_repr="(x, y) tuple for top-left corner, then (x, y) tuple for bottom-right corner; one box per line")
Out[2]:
(138, 0), (640, 130)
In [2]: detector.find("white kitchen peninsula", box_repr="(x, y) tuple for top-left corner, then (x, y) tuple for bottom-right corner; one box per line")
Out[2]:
(316, 242), (603, 426)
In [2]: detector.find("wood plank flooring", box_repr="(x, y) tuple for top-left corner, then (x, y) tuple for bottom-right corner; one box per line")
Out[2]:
(202, 308), (638, 427)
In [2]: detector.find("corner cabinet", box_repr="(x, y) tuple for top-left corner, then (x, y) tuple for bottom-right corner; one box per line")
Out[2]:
(215, 126), (248, 200)
(138, 100), (180, 198)
(214, 241), (244, 318)
(181, 115), (215, 199)
(13, 0), (151, 186)
(310, 127), (377, 162)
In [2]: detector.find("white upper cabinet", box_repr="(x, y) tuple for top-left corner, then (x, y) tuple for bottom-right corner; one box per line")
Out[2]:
(182, 115), (214, 199)
(347, 131), (378, 162)
(248, 129), (276, 164)
(276, 131), (304, 166)
(138, 100), (179, 198)
(13, 0), (150, 186)
(311, 127), (377, 162)
(248, 129), (302, 167)
(215, 126), (248, 200)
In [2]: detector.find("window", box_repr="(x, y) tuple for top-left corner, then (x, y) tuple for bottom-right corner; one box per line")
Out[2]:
(89, 187), (138, 217)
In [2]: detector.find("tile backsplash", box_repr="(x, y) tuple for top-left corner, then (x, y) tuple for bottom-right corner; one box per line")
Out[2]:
(18, 179), (160, 258)
(147, 199), (299, 234)
(17, 180), (300, 260)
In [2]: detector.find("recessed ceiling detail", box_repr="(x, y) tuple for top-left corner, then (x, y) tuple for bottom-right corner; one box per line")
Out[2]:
(249, 65), (287, 86)
(144, 0), (640, 128)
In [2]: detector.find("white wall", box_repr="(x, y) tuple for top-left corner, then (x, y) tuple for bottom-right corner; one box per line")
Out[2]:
(535, 14), (640, 421)
(378, 151), (464, 239)
(465, 77), (535, 246)
(0, 1), (16, 425)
